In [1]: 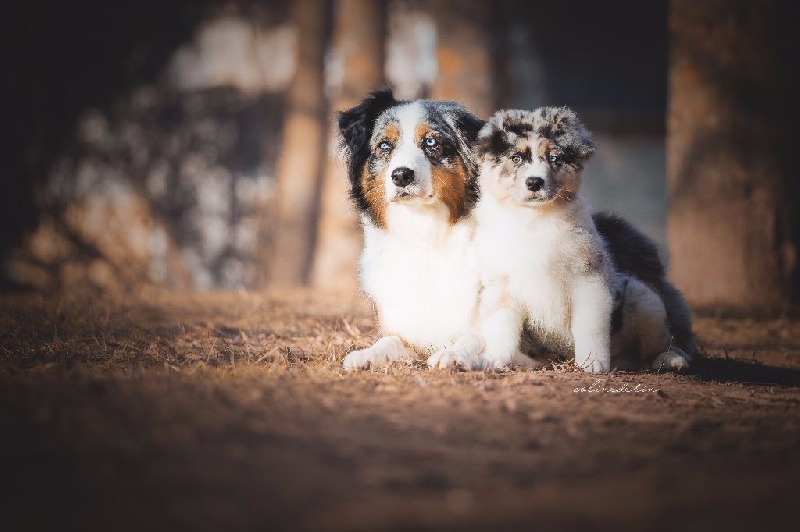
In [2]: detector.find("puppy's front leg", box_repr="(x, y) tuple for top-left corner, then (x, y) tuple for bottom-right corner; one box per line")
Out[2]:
(475, 281), (524, 370)
(343, 336), (415, 370)
(571, 275), (612, 373)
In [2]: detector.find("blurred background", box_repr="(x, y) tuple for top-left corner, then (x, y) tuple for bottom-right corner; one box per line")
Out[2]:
(0, 0), (797, 310)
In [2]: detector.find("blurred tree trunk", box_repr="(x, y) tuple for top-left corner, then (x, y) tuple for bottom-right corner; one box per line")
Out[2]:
(269, 0), (329, 288)
(430, 0), (493, 119)
(311, 0), (385, 292)
(667, 0), (798, 310)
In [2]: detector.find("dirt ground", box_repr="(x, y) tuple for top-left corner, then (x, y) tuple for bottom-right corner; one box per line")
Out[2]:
(1, 290), (798, 531)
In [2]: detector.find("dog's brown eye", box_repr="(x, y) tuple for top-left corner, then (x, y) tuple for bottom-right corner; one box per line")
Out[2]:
(511, 154), (522, 164)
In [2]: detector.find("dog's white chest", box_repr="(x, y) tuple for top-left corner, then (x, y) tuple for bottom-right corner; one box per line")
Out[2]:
(360, 221), (480, 351)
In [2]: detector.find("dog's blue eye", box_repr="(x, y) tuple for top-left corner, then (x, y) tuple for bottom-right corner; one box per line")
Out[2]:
(548, 153), (559, 164)
(379, 141), (392, 152)
(424, 137), (437, 148)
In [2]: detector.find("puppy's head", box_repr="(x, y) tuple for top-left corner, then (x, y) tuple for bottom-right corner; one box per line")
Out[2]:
(475, 107), (595, 207)
(338, 89), (484, 227)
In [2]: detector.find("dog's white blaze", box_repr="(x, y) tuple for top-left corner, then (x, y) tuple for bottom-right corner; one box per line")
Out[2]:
(385, 102), (433, 202)
(523, 151), (549, 178)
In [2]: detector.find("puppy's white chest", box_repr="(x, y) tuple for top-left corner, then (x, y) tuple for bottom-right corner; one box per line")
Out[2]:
(477, 214), (571, 333)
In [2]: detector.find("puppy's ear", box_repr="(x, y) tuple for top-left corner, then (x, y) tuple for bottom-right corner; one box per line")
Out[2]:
(476, 112), (512, 159)
(337, 89), (398, 162)
(536, 106), (595, 165)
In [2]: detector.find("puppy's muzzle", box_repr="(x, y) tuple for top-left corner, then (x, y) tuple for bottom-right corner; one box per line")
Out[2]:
(392, 167), (415, 187)
(525, 176), (545, 192)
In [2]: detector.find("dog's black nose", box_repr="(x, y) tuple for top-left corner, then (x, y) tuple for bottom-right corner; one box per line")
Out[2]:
(525, 176), (545, 192)
(391, 167), (415, 187)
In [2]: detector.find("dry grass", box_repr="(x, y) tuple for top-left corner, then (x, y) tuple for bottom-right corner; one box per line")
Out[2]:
(1, 290), (799, 531)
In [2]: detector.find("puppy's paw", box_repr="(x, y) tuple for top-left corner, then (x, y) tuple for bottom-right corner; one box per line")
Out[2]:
(652, 348), (690, 372)
(342, 337), (414, 370)
(474, 351), (513, 371)
(427, 349), (473, 370)
(576, 352), (611, 373)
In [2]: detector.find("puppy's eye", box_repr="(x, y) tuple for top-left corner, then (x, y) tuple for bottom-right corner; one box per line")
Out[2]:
(511, 154), (522, 165)
(423, 137), (437, 148)
(548, 153), (559, 164)
(378, 141), (393, 152)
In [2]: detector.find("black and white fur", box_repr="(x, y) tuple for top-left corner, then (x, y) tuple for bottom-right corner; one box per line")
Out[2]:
(470, 108), (692, 372)
(338, 91), (693, 373)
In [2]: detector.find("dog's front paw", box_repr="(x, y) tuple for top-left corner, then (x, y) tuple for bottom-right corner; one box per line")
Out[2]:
(576, 352), (611, 373)
(342, 336), (414, 370)
(652, 347), (690, 372)
(342, 348), (377, 370)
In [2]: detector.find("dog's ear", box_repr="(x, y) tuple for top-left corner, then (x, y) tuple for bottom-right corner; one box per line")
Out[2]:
(443, 106), (486, 165)
(337, 89), (398, 162)
(536, 106), (595, 165)
(453, 111), (485, 143)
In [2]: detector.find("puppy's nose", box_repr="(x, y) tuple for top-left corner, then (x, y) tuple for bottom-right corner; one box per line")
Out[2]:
(391, 167), (415, 187)
(525, 176), (545, 192)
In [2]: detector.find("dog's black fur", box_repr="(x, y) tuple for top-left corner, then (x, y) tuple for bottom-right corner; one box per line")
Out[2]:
(337, 89), (403, 216)
(593, 212), (665, 288)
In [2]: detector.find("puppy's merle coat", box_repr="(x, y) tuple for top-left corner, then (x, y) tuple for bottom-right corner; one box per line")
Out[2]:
(469, 107), (692, 372)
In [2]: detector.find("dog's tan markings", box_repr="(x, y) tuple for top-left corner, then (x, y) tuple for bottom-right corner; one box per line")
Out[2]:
(536, 138), (557, 160)
(414, 123), (435, 147)
(380, 124), (400, 146)
(360, 124), (400, 228)
(561, 172), (580, 200)
(514, 144), (532, 162)
(361, 161), (387, 228)
(414, 123), (468, 224)
(432, 160), (468, 224)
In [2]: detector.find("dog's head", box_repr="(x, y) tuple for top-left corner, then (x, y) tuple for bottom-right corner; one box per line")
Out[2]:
(338, 89), (484, 227)
(475, 107), (595, 207)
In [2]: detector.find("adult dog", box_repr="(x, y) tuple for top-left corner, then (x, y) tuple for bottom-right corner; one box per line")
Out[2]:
(338, 90), (485, 369)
